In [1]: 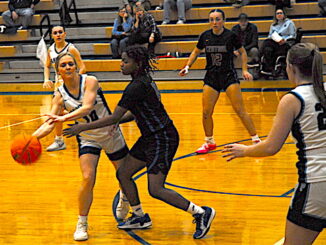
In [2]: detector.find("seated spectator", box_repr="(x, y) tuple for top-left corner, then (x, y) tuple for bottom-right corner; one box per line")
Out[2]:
(1, 0), (40, 29)
(260, 8), (296, 74)
(231, 13), (259, 65)
(127, 6), (162, 55)
(111, 7), (133, 59)
(162, 0), (192, 24)
(123, 0), (151, 14)
(319, 0), (326, 16)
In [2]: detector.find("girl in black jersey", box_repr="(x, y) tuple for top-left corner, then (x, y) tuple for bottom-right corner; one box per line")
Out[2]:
(63, 46), (216, 239)
(179, 9), (260, 154)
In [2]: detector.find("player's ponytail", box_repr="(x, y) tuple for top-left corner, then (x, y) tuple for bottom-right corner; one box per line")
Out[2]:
(311, 49), (326, 109)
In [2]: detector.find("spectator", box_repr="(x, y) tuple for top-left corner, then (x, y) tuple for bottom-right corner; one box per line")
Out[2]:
(162, 0), (192, 25)
(127, 5), (162, 55)
(232, 0), (250, 8)
(123, 0), (151, 14)
(318, 0), (326, 16)
(260, 8), (296, 75)
(1, 0), (40, 29)
(111, 7), (133, 59)
(231, 13), (259, 65)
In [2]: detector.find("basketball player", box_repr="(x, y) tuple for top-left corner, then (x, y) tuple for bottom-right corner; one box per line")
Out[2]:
(223, 43), (326, 245)
(43, 25), (86, 152)
(34, 53), (130, 241)
(62, 46), (216, 239)
(179, 9), (260, 154)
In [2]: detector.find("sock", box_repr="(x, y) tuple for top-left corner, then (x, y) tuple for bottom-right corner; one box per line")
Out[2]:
(78, 215), (87, 223)
(205, 136), (215, 145)
(187, 202), (205, 215)
(119, 190), (128, 201)
(131, 204), (144, 217)
(251, 134), (260, 142)
(55, 135), (63, 141)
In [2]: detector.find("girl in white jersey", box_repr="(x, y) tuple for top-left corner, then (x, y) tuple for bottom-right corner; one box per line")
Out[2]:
(43, 26), (86, 152)
(222, 43), (326, 244)
(33, 53), (130, 241)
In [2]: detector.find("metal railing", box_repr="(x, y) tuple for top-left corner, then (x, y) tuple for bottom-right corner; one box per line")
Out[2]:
(39, 14), (51, 40)
(60, 0), (81, 26)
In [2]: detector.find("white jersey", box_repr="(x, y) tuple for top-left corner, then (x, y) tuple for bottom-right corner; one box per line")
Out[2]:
(57, 74), (114, 143)
(290, 83), (326, 183)
(49, 42), (74, 65)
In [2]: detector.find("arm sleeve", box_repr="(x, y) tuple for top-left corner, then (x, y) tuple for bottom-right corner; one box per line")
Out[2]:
(123, 17), (133, 32)
(118, 82), (145, 110)
(284, 20), (296, 40)
(112, 19), (123, 36)
(148, 14), (158, 34)
(245, 24), (258, 50)
(268, 24), (274, 38)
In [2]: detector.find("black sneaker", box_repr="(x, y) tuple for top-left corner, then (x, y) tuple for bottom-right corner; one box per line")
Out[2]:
(193, 206), (216, 239)
(117, 213), (152, 229)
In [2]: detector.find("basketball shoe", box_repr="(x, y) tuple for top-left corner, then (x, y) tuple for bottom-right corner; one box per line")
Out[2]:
(193, 206), (216, 239)
(46, 138), (66, 152)
(116, 196), (130, 220)
(196, 143), (217, 154)
(73, 221), (88, 241)
(117, 213), (152, 229)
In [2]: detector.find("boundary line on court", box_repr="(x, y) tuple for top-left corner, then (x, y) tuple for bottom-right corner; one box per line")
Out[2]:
(0, 87), (291, 96)
(112, 137), (296, 244)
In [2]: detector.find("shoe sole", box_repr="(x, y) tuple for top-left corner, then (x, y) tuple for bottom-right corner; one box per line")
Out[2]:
(194, 208), (216, 239)
(46, 146), (66, 152)
(117, 221), (152, 230)
(74, 235), (88, 241)
(196, 147), (217, 154)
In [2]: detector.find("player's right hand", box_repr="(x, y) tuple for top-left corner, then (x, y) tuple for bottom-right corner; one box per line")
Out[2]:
(63, 124), (85, 137)
(179, 65), (189, 76)
(43, 80), (54, 89)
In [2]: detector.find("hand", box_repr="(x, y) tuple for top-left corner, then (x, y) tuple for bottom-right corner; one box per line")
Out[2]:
(179, 65), (189, 76)
(233, 50), (240, 57)
(124, 12), (128, 18)
(126, 4), (132, 13)
(11, 11), (18, 20)
(242, 70), (253, 80)
(63, 124), (85, 138)
(43, 80), (54, 89)
(149, 35), (154, 43)
(31, 4), (35, 9)
(108, 124), (118, 137)
(222, 144), (247, 161)
(44, 114), (66, 122)
(136, 1), (142, 6)
(278, 39), (286, 45)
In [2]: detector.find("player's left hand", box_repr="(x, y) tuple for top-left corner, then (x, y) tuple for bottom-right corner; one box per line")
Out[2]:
(63, 124), (84, 137)
(149, 35), (154, 43)
(243, 70), (253, 80)
(222, 144), (247, 161)
(45, 114), (66, 122)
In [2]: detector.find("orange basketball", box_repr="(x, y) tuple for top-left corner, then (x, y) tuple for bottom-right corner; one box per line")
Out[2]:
(10, 135), (42, 165)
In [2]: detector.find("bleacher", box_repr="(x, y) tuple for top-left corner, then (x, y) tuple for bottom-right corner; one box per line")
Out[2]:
(0, 0), (325, 83)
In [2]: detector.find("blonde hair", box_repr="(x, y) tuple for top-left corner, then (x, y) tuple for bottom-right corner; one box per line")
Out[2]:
(55, 52), (78, 72)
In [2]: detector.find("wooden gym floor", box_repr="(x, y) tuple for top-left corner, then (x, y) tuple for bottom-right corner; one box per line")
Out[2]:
(0, 80), (326, 245)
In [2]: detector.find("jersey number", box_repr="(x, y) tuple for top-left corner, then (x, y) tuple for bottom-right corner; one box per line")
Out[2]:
(83, 110), (99, 123)
(315, 103), (326, 130)
(211, 53), (222, 67)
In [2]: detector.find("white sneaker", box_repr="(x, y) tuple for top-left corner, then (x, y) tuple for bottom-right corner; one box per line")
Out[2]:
(162, 20), (169, 25)
(116, 197), (130, 220)
(176, 20), (185, 24)
(73, 221), (88, 241)
(46, 138), (66, 152)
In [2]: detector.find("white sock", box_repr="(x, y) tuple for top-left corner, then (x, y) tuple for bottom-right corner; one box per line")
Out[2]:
(251, 134), (260, 142)
(120, 190), (128, 201)
(78, 215), (87, 223)
(187, 202), (205, 215)
(205, 136), (215, 145)
(131, 204), (144, 217)
(55, 135), (63, 141)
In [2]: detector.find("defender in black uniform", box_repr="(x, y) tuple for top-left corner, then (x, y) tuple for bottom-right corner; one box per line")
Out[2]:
(180, 9), (260, 154)
(63, 46), (215, 239)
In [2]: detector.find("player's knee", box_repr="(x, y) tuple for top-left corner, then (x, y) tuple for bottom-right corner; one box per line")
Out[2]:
(202, 110), (213, 119)
(234, 106), (246, 117)
(81, 171), (96, 188)
(148, 186), (162, 199)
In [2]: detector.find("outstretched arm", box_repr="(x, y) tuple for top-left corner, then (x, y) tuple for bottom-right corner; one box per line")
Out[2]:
(63, 106), (128, 137)
(222, 93), (301, 161)
(32, 92), (63, 139)
(179, 47), (202, 76)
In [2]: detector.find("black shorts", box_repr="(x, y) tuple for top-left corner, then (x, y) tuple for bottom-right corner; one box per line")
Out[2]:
(203, 69), (239, 92)
(129, 123), (179, 175)
(287, 182), (326, 232)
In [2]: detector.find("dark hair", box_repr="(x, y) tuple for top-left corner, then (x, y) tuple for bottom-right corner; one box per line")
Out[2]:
(117, 6), (129, 24)
(125, 46), (157, 76)
(209, 9), (225, 20)
(273, 8), (287, 25)
(287, 43), (326, 109)
(238, 13), (248, 21)
(55, 52), (77, 72)
(51, 25), (66, 34)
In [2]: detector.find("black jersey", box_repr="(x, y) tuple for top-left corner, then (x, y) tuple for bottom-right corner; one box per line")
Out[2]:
(118, 74), (172, 136)
(196, 28), (242, 72)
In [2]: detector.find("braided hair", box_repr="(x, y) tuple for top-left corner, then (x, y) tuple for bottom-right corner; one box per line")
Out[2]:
(125, 46), (157, 76)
